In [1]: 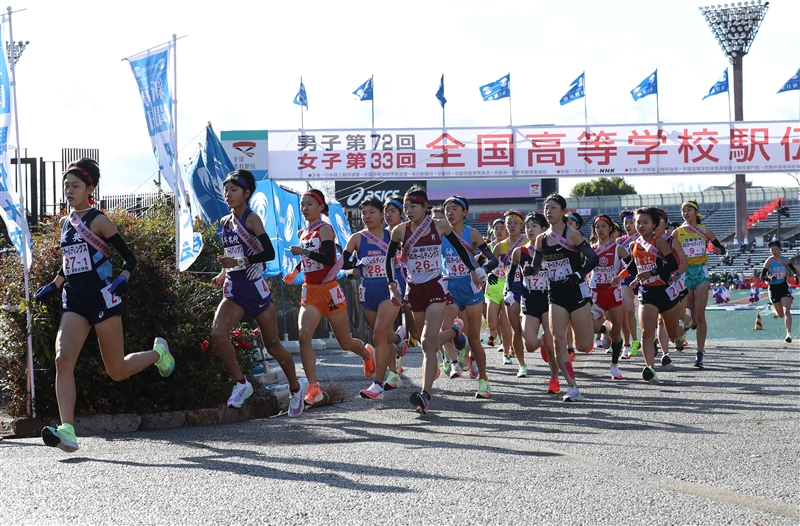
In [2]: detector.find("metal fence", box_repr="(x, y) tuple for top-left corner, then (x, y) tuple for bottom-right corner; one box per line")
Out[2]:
(99, 191), (173, 217)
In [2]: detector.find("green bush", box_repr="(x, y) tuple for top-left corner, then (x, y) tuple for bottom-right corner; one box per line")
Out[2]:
(0, 203), (259, 418)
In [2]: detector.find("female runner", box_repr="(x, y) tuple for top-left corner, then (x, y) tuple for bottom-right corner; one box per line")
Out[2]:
(36, 158), (173, 452)
(210, 170), (306, 416)
(760, 240), (798, 343)
(284, 189), (376, 404)
(384, 186), (480, 413)
(618, 210), (641, 358)
(485, 219), (512, 352)
(494, 211), (526, 366)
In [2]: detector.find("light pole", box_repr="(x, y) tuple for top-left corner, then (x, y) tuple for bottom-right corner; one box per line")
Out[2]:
(5, 39), (29, 64)
(700, 1), (769, 247)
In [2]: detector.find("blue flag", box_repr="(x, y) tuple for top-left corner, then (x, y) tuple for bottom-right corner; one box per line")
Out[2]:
(703, 69), (728, 100)
(631, 70), (658, 101)
(252, 179), (282, 278)
(777, 68), (800, 94)
(293, 79), (308, 109)
(559, 73), (585, 106)
(187, 124), (235, 227)
(436, 74), (447, 107)
(353, 77), (373, 101)
(272, 183), (304, 283)
(479, 74), (510, 101)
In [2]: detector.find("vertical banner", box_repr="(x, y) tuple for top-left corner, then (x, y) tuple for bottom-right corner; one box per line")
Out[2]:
(126, 42), (202, 271)
(252, 179), (281, 277)
(326, 202), (351, 280)
(0, 15), (31, 269)
(188, 124), (234, 226)
(271, 183), (304, 284)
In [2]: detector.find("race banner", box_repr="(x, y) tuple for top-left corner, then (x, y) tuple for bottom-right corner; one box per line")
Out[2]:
(251, 179), (281, 278)
(127, 42), (202, 271)
(0, 16), (32, 269)
(266, 121), (800, 180)
(271, 182), (304, 284)
(187, 124), (234, 226)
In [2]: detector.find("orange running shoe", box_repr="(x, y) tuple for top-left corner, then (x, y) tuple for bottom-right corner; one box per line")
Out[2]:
(363, 344), (377, 378)
(305, 382), (324, 404)
(540, 346), (549, 363)
(547, 378), (561, 394)
(568, 349), (576, 361)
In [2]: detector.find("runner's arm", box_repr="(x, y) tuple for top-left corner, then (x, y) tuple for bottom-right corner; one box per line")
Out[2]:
(245, 233), (277, 263)
(108, 233), (137, 274)
(711, 238), (726, 255)
(385, 240), (400, 285)
(528, 247), (543, 276)
(306, 240), (336, 266)
(444, 231), (475, 272)
(477, 243), (498, 273)
(575, 241), (599, 279)
(505, 262), (518, 295)
(341, 250), (357, 270)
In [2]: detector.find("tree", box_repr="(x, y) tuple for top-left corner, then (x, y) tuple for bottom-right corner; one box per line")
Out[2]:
(570, 177), (636, 197)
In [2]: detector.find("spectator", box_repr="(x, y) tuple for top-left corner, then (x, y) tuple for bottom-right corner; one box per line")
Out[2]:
(746, 256), (752, 266)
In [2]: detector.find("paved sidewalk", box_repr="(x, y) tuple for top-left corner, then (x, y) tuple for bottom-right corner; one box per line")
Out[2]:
(1, 340), (798, 525)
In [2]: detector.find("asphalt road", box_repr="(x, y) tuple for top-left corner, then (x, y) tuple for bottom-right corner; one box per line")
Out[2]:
(1, 340), (799, 525)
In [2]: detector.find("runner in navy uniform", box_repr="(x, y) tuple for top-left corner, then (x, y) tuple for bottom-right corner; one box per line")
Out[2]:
(211, 170), (307, 416)
(35, 158), (174, 452)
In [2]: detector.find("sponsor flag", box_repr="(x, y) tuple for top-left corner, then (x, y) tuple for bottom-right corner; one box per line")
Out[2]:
(0, 15), (32, 269)
(252, 179), (281, 278)
(436, 74), (447, 107)
(777, 67), (800, 94)
(479, 74), (510, 101)
(293, 79), (308, 109)
(353, 77), (373, 101)
(187, 124), (234, 226)
(126, 41), (202, 271)
(703, 69), (729, 100)
(559, 72), (585, 106)
(272, 182), (304, 283)
(631, 70), (658, 101)
(326, 202), (351, 280)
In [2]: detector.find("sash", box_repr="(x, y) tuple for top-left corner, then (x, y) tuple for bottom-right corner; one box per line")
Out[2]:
(69, 211), (110, 258)
(402, 215), (433, 263)
(545, 227), (577, 252)
(637, 236), (663, 259)
(230, 210), (263, 255)
(593, 239), (617, 256)
(301, 219), (327, 239)
(619, 233), (640, 250)
(681, 223), (710, 242)
(451, 226), (476, 257)
(770, 256), (790, 269)
(359, 229), (389, 253)
(501, 235), (524, 266)
(302, 219), (343, 284)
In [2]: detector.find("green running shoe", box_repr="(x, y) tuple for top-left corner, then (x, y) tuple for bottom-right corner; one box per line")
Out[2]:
(153, 337), (174, 377)
(629, 339), (640, 357)
(517, 364), (528, 378)
(41, 423), (79, 453)
(476, 379), (491, 398)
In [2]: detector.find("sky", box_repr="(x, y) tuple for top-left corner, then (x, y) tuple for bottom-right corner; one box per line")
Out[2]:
(8, 0), (800, 200)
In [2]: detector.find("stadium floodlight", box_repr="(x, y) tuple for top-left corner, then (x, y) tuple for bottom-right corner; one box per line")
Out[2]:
(699, 1), (769, 63)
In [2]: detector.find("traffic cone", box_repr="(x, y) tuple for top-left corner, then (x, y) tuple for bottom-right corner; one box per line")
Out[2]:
(754, 313), (764, 330)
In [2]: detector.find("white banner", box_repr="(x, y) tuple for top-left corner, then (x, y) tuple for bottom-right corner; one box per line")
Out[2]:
(265, 121), (800, 180)
(127, 42), (202, 271)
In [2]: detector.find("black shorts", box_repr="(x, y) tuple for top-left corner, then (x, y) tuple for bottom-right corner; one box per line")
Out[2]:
(548, 280), (591, 314)
(522, 291), (549, 320)
(62, 283), (124, 325)
(769, 282), (792, 304)
(639, 284), (679, 314)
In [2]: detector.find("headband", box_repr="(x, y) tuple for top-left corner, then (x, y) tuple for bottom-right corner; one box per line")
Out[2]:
(682, 201), (699, 211)
(445, 196), (468, 210)
(491, 218), (504, 227)
(623, 214), (634, 221)
(525, 214), (547, 228)
(404, 194), (427, 205)
(65, 167), (96, 204)
(225, 175), (252, 193)
(385, 198), (403, 212)
(504, 211), (524, 222)
(303, 190), (328, 215)
(593, 215), (613, 228)
(768, 240), (781, 248)
(566, 213), (581, 225)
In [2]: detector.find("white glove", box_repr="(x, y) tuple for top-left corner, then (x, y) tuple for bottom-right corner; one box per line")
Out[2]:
(503, 289), (516, 306)
(474, 267), (487, 282)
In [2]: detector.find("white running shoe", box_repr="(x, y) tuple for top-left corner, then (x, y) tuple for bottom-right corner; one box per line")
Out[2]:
(601, 333), (611, 349)
(395, 325), (406, 354)
(288, 378), (309, 418)
(359, 381), (385, 400)
(594, 337), (603, 349)
(449, 362), (462, 379)
(469, 358), (479, 379)
(562, 385), (582, 402)
(610, 365), (623, 379)
(227, 379), (253, 408)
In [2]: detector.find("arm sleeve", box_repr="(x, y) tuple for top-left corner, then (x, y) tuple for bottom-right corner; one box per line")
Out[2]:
(712, 238), (726, 255)
(385, 240), (400, 285)
(341, 250), (357, 270)
(477, 243), (499, 273)
(529, 249), (543, 275)
(656, 253), (679, 282)
(444, 232), (475, 271)
(245, 233), (276, 263)
(107, 233), (137, 273)
(307, 239), (336, 266)
(623, 255), (638, 277)
(505, 263), (518, 293)
(760, 267), (769, 280)
(788, 263), (798, 276)
(576, 241), (599, 279)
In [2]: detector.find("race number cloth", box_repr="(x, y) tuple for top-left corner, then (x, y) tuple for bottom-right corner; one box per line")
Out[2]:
(300, 220), (343, 284)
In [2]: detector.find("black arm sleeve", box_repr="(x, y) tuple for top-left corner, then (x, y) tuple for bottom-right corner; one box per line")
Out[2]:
(576, 241), (599, 279)
(789, 263), (798, 277)
(444, 231), (475, 272)
(623, 255), (638, 277)
(712, 238), (726, 255)
(477, 243), (499, 273)
(107, 233), (137, 273)
(385, 240), (400, 285)
(307, 239), (336, 266)
(656, 253), (679, 282)
(245, 233), (277, 264)
(341, 250), (357, 270)
(529, 249), (543, 275)
(760, 267), (769, 280)
(506, 263), (518, 293)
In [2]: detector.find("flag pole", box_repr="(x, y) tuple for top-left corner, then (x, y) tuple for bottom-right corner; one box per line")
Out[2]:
(172, 33), (181, 270)
(583, 71), (588, 128)
(300, 77), (304, 129)
(655, 70), (661, 123)
(508, 93), (513, 127)
(7, 6), (35, 417)
(726, 69), (732, 123)
(371, 74), (374, 129)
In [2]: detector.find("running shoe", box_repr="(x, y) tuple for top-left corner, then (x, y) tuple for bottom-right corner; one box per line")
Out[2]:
(288, 378), (309, 418)
(305, 381), (324, 404)
(785, 333), (793, 343)
(410, 391), (430, 414)
(468, 358), (479, 379)
(653, 338), (660, 357)
(435, 367), (441, 380)
(384, 371), (403, 390)
(547, 378), (560, 394)
(517, 364), (528, 378)
(396, 356), (404, 375)
(458, 345), (470, 369)
(487, 336), (496, 347)
(476, 379), (491, 398)
(540, 346), (549, 363)
(360, 382), (385, 400)
(629, 340), (640, 357)
(621, 345), (631, 360)
(503, 354), (513, 365)
(452, 318), (465, 345)
(642, 366), (661, 384)
(601, 333), (611, 349)
(562, 385), (582, 402)
(694, 352), (704, 368)
(594, 337), (603, 350)
(442, 357), (452, 376)
(674, 333), (687, 352)
(363, 344), (377, 378)
(153, 337), (174, 377)
(450, 362), (462, 379)
(227, 379), (253, 408)
(661, 353), (673, 368)
(41, 423), (79, 453)
(395, 325), (407, 354)
(568, 349), (576, 361)
(610, 365), (623, 379)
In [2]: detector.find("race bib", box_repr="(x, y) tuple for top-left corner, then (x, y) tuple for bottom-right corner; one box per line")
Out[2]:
(547, 258), (572, 281)
(773, 267), (786, 280)
(407, 245), (441, 277)
(63, 243), (91, 276)
(101, 285), (122, 309)
(358, 285), (366, 303)
(224, 245), (246, 271)
(223, 279), (233, 298)
(592, 265), (616, 285)
(256, 277), (271, 299)
(329, 284), (346, 305)
(445, 256), (471, 277)
(360, 255), (386, 279)
(493, 263), (506, 279)
(681, 237), (706, 258)
(524, 272), (548, 292)
(666, 279), (681, 301)
(301, 238), (324, 273)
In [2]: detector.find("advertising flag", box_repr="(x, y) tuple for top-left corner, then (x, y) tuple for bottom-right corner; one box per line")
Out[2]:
(272, 182), (304, 283)
(353, 77), (373, 101)
(631, 70), (658, 101)
(293, 79), (308, 109)
(777, 68), (800, 94)
(479, 74), (510, 101)
(0, 15), (32, 269)
(703, 69), (729, 100)
(252, 179), (281, 278)
(436, 74), (447, 107)
(559, 73), (585, 106)
(187, 124), (235, 226)
(127, 41), (202, 271)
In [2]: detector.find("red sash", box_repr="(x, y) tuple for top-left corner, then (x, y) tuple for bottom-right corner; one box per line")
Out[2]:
(69, 211), (110, 258)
